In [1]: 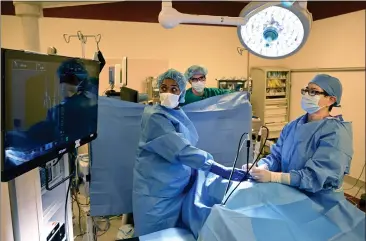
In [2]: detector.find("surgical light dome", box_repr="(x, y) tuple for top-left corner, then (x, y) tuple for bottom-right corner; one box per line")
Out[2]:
(158, 1), (313, 59)
(237, 2), (312, 59)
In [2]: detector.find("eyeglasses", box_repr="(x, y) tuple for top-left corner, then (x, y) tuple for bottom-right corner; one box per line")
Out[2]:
(301, 88), (328, 97)
(190, 76), (206, 82)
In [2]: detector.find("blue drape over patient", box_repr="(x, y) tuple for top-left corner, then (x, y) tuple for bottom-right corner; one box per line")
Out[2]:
(90, 92), (252, 216)
(192, 177), (365, 241)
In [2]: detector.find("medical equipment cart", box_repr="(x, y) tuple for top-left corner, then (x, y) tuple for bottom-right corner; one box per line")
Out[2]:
(250, 67), (291, 139)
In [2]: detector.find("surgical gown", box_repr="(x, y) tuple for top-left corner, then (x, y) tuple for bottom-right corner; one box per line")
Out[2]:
(258, 114), (353, 193)
(132, 105), (214, 236)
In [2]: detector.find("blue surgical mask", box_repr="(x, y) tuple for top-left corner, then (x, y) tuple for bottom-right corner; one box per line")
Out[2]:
(301, 94), (325, 114)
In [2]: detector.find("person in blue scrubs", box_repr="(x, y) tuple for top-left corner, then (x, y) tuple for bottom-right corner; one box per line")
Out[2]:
(132, 69), (246, 236)
(245, 74), (353, 194)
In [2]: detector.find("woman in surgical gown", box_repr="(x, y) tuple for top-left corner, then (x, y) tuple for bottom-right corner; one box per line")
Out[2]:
(246, 74), (353, 195)
(132, 69), (245, 236)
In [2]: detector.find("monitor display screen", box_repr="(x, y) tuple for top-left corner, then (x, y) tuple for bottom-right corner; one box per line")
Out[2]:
(1, 49), (100, 182)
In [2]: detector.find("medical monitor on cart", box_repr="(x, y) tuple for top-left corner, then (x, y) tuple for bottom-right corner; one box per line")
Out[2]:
(1, 49), (101, 182)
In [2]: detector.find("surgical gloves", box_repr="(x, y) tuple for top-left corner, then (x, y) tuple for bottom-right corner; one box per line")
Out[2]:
(242, 163), (268, 171)
(210, 162), (246, 181)
(251, 168), (272, 183)
(251, 168), (291, 185)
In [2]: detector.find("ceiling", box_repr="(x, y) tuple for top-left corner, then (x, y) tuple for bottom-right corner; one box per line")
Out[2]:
(1, 1), (365, 27)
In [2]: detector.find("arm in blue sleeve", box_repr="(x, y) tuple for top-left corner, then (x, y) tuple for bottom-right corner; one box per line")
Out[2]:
(289, 131), (352, 193)
(257, 124), (289, 172)
(141, 113), (212, 170)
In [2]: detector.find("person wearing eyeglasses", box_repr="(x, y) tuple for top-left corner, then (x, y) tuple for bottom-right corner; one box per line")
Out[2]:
(181, 65), (232, 106)
(243, 74), (353, 196)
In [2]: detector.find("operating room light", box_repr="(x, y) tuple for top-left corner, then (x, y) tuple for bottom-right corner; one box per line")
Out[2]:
(238, 6), (306, 59)
(158, 1), (312, 59)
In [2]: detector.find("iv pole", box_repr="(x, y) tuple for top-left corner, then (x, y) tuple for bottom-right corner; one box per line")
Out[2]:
(63, 30), (101, 58)
(63, 30), (102, 241)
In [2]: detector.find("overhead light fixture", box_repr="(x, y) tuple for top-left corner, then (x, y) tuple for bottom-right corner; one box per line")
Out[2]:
(158, 1), (312, 59)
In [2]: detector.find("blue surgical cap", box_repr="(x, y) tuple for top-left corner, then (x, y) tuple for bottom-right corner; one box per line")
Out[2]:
(184, 65), (208, 80)
(157, 69), (187, 104)
(310, 74), (342, 106)
(57, 59), (88, 85)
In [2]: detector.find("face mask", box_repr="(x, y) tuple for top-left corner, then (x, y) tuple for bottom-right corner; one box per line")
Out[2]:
(160, 93), (180, 109)
(61, 83), (78, 98)
(192, 81), (205, 93)
(301, 94), (326, 114)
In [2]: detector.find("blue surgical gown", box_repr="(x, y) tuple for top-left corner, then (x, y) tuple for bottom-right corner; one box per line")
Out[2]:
(132, 105), (213, 236)
(258, 114), (353, 193)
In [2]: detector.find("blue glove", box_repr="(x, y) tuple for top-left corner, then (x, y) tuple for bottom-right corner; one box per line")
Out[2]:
(209, 162), (247, 181)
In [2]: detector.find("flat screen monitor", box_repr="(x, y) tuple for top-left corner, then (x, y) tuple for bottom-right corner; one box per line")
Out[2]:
(120, 87), (138, 103)
(1, 49), (101, 182)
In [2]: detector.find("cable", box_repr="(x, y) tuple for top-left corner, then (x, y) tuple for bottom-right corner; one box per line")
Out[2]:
(345, 196), (358, 206)
(253, 126), (269, 166)
(223, 132), (249, 198)
(64, 175), (73, 241)
(222, 126), (269, 205)
(344, 164), (365, 191)
(73, 192), (84, 236)
(354, 184), (365, 199)
(64, 151), (78, 240)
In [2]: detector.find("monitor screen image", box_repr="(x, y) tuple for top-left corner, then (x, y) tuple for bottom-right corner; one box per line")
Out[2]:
(1, 49), (101, 181)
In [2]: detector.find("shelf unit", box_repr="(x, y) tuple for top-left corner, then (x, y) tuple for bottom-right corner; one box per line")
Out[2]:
(250, 67), (291, 139)
(40, 155), (73, 241)
(217, 78), (252, 94)
(6, 154), (73, 241)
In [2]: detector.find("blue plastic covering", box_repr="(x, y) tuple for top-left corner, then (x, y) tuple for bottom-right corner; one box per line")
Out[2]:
(139, 228), (195, 241)
(183, 92), (252, 167)
(90, 92), (252, 216)
(185, 173), (366, 241)
(181, 170), (230, 238)
(90, 98), (144, 216)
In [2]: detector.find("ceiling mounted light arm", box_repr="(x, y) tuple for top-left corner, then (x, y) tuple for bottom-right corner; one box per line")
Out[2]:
(159, 1), (284, 29)
(158, 1), (313, 59)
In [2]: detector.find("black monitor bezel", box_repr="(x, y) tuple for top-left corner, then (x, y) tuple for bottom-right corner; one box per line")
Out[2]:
(1, 48), (100, 182)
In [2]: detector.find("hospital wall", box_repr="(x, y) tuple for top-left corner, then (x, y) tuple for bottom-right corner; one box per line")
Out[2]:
(1, 10), (365, 196)
(1, 15), (249, 91)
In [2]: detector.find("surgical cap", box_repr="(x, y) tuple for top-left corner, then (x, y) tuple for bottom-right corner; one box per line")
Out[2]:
(157, 69), (187, 104)
(184, 65), (208, 80)
(310, 74), (342, 106)
(57, 59), (88, 85)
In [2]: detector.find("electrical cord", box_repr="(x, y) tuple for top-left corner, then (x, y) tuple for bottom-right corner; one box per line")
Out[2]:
(64, 175), (73, 241)
(223, 132), (248, 199)
(354, 184), (365, 199)
(64, 151), (78, 240)
(222, 126), (269, 205)
(344, 164), (365, 190)
(73, 191), (84, 236)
